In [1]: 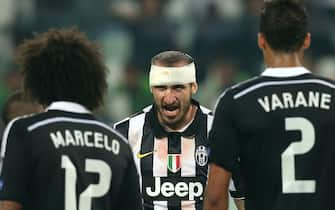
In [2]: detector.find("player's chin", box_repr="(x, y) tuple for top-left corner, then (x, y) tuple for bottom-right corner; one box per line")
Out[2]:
(161, 114), (181, 125)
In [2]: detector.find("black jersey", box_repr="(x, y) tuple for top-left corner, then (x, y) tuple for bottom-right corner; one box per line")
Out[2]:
(115, 100), (243, 210)
(209, 67), (335, 210)
(0, 102), (142, 210)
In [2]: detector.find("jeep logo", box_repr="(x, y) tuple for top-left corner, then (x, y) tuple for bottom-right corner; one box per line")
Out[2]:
(146, 177), (203, 200)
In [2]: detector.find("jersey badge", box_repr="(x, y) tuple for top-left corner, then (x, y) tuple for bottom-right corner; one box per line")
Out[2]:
(195, 145), (208, 166)
(167, 154), (181, 173)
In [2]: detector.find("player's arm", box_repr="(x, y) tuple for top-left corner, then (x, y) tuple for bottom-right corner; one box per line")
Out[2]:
(205, 89), (241, 210)
(230, 167), (245, 210)
(0, 201), (22, 210)
(204, 163), (231, 210)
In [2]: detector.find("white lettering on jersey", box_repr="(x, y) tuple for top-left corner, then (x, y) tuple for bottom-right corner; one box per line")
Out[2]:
(146, 177), (203, 200)
(50, 130), (120, 154)
(258, 91), (331, 112)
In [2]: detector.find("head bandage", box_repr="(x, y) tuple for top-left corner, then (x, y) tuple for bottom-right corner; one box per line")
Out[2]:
(149, 63), (196, 86)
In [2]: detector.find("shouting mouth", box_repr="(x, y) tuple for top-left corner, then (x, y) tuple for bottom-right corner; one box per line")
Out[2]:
(162, 104), (179, 117)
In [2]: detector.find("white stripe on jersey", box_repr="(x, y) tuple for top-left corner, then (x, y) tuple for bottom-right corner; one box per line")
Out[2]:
(206, 115), (213, 137)
(153, 201), (168, 210)
(153, 137), (168, 177)
(27, 117), (128, 143)
(128, 113), (146, 190)
(234, 79), (335, 99)
(0, 118), (20, 174)
(181, 200), (196, 210)
(199, 106), (211, 115)
(181, 137), (196, 177)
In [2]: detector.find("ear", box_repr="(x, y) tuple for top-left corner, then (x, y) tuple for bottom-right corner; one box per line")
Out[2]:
(258, 33), (266, 50)
(191, 83), (198, 94)
(303, 33), (311, 50)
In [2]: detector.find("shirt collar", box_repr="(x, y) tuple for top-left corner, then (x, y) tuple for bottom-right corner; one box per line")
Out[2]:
(261, 66), (311, 78)
(46, 101), (91, 114)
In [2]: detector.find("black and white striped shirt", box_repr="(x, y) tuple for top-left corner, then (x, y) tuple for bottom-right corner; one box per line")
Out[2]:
(115, 100), (243, 210)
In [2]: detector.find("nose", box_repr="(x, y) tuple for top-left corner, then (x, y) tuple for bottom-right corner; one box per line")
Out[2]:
(163, 89), (177, 104)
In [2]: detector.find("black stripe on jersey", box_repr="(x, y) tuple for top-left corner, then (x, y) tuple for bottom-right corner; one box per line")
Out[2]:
(141, 114), (156, 209)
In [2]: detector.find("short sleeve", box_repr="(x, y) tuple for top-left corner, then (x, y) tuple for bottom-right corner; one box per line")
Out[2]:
(208, 90), (240, 172)
(0, 120), (31, 204)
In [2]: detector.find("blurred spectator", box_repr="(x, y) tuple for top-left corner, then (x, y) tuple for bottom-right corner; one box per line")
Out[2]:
(106, 62), (152, 121)
(315, 56), (335, 80)
(191, 2), (243, 82)
(127, 0), (176, 71)
(196, 56), (239, 108)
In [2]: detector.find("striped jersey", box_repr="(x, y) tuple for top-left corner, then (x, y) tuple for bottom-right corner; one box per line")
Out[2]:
(209, 67), (335, 210)
(114, 100), (243, 210)
(0, 102), (142, 210)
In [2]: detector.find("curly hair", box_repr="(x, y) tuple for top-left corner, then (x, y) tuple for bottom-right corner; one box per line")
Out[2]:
(17, 28), (108, 110)
(260, 0), (308, 52)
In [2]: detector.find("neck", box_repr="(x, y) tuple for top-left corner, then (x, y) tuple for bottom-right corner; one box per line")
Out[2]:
(264, 50), (304, 68)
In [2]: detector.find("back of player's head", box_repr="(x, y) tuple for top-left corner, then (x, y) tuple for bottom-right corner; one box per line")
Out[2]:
(259, 0), (308, 52)
(2, 90), (43, 125)
(17, 28), (108, 110)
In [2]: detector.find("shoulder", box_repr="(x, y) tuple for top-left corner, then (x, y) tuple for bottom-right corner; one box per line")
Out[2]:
(199, 105), (212, 115)
(306, 74), (335, 88)
(215, 76), (261, 101)
(114, 105), (152, 130)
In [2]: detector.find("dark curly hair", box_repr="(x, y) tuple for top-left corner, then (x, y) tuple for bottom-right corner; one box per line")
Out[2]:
(259, 0), (308, 52)
(17, 28), (108, 110)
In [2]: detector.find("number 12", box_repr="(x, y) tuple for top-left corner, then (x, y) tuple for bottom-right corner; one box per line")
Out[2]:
(61, 155), (112, 210)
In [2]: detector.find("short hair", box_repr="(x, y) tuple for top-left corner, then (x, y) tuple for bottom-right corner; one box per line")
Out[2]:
(151, 51), (194, 67)
(2, 90), (41, 125)
(17, 28), (108, 110)
(259, 0), (308, 52)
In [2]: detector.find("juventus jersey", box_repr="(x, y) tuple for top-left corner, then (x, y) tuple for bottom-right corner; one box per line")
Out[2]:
(115, 100), (243, 210)
(0, 102), (142, 210)
(209, 67), (335, 210)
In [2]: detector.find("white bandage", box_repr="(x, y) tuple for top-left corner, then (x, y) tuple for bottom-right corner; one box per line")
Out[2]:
(149, 63), (196, 86)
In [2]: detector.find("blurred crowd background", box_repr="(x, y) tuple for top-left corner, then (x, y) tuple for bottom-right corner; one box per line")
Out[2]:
(0, 0), (335, 126)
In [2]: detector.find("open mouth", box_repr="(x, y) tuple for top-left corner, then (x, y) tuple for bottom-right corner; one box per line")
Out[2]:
(162, 104), (179, 117)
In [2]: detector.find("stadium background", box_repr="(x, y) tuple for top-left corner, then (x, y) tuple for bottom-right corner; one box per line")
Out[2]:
(0, 0), (334, 208)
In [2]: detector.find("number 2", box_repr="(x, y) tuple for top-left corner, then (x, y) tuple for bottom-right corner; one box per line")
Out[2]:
(61, 155), (112, 210)
(281, 117), (316, 193)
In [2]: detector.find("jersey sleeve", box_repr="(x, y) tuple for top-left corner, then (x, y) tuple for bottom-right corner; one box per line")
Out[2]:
(0, 120), (31, 204)
(116, 146), (142, 210)
(208, 90), (240, 173)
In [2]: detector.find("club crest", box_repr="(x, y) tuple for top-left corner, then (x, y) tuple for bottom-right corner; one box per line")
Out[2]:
(195, 145), (208, 166)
